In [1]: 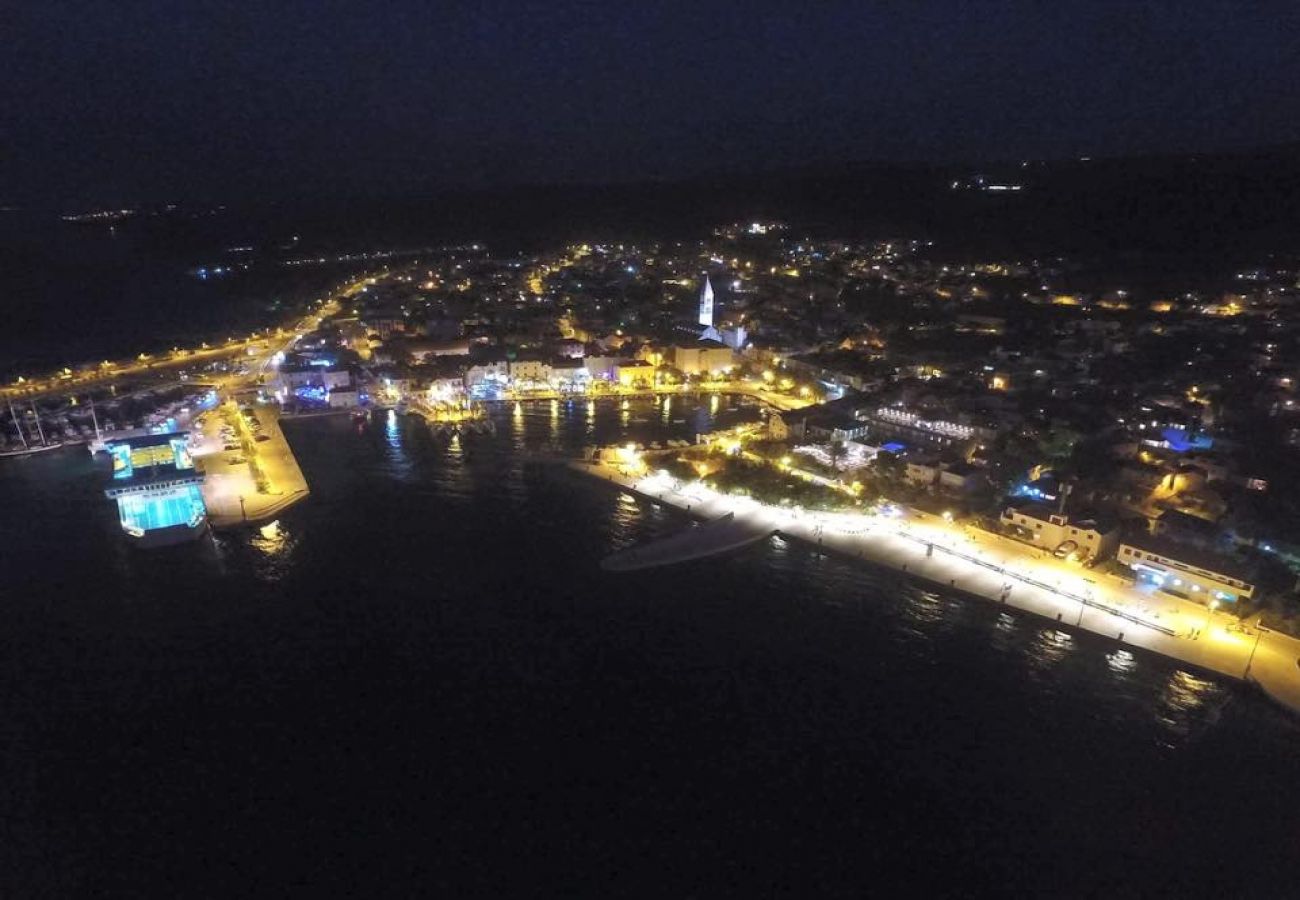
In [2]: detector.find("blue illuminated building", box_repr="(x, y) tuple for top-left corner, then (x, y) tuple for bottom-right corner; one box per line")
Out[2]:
(1158, 427), (1214, 453)
(103, 432), (208, 547)
(1012, 475), (1060, 503)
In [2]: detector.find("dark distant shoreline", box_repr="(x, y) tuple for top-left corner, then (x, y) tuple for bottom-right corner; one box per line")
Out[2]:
(7, 142), (1300, 376)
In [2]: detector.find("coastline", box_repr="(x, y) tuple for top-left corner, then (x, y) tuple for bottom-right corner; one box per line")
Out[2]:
(572, 459), (1300, 718)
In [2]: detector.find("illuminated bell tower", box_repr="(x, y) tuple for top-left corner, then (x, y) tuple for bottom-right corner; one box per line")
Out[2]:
(698, 275), (714, 328)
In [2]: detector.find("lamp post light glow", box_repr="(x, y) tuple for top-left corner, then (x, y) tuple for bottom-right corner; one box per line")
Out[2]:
(1245, 623), (1266, 679)
(1202, 598), (1220, 638)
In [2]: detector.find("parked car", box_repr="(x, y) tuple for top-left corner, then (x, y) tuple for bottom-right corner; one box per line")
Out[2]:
(1053, 540), (1079, 560)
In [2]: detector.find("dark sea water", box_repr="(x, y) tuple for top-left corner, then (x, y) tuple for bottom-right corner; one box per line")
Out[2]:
(2, 397), (1299, 897)
(0, 212), (347, 378)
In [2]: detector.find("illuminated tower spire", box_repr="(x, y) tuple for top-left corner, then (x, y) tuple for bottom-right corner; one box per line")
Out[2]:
(698, 275), (714, 328)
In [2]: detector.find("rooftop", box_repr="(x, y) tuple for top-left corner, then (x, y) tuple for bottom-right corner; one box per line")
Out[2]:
(1004, 499), (1117, 534)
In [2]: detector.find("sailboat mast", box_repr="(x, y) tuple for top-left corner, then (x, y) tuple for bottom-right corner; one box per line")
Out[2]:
(8, 398), (29, 450)
(31, 400), (47, 446)
(89, 395), (102, 441)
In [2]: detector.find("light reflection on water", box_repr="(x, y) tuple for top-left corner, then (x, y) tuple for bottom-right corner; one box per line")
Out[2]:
(904, 589), (946, 627)
(257, 519), (283, 546)
(276, 397), (1256, 750)
(1156, 669), (1226, 746)
(989, 611), (1019, 655)
(7, 389), (1300, 892)
(1026, 627), (1074, 677)
(604, 489), (648, 550)
(246, 517), (297, 581)
(380, 408), (416, 482)
(1107, 647), (1138, 676)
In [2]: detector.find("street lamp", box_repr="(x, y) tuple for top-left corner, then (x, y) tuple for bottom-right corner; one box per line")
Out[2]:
(1245, 621), (1266, 679)
(1202, 598), (1220, 638)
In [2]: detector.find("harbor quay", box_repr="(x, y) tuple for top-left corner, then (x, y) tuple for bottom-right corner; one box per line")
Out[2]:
(574, 460), (1300, 718)
(191, 400), (310, 527)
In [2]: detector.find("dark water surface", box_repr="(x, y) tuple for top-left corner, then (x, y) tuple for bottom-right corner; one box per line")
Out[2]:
(0, 212), (348, 378)
(3, 397), (1299, 897)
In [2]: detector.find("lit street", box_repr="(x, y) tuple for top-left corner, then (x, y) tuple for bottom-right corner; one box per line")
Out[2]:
(586, 460), (1300, 717)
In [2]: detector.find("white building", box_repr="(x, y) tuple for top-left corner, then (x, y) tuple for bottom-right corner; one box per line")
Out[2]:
(327, 389), (360, 408)
(508, 359), (552, 389)
(1117, 536), (1255, 602)
(272, 366), (350, 393)
(323, 369), (351, 391)
(426, 377), (465, 403)
(671, 341), (734, 376)
(406, 339), (471, 363)
(465, 360), (509, 387)
(1000, 502), (1120, 561)
(550, 360), (589, 391)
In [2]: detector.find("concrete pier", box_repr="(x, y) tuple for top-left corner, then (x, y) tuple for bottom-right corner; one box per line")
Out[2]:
(602, 512), (775, 572)
(575, 461), (1300, 717)
(195, 403), (309, 527)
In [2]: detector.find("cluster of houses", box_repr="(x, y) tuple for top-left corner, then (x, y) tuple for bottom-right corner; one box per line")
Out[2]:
(766, 384), (1267, 608)
(285, 234), (1300, 616)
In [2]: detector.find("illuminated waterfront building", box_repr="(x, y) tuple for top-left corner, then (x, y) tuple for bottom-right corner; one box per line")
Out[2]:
(103, 432), (208, 547)
(1117, 535), (1255, 603)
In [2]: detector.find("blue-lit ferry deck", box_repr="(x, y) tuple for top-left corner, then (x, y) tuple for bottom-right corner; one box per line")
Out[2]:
(103, 432), (208, 546)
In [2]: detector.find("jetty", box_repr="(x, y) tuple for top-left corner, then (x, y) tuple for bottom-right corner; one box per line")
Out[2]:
(575, 460), (1300, 718)
(195, 402), (310, 527)
(602, 512), (774, 572)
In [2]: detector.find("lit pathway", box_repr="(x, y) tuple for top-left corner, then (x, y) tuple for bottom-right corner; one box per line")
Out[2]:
(187, 299), (338, 526)
(601, 513), (774, 571)
(576, 461), (1300, 717)
(504, 381), (813, 412)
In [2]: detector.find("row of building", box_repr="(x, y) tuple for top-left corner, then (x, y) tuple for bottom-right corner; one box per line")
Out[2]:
(998, 499), (1255, 604)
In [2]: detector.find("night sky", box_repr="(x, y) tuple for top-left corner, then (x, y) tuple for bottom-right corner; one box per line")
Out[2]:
(8, 1), (1300, 205)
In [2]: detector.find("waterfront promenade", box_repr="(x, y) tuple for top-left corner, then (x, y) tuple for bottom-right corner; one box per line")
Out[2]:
(576, 461), (1300, 717)
(507, 381), (812, 412)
